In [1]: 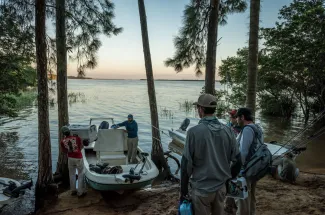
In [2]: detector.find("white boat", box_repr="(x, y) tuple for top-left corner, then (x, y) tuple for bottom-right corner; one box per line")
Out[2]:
(69, 118), (159, 192)
(0, 178), (32, 211)
(167, 118), (289, 160)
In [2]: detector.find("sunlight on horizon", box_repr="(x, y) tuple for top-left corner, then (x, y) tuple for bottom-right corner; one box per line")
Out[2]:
(65, 0), (292, 80)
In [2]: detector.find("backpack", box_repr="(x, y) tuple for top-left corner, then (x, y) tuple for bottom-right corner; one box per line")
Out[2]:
(240, 125), (272, 182)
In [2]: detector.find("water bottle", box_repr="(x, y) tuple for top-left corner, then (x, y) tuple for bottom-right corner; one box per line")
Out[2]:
(179, 200), (193, 215)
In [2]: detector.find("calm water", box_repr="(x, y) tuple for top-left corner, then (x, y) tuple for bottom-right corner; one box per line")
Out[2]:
(0, 79), (324, 214)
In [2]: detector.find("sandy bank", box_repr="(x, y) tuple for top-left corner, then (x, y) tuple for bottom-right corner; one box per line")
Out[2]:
(39, 173), (325, 215)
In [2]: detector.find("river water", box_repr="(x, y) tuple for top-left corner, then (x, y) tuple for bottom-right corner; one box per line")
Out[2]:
(0, 79), (324, 214)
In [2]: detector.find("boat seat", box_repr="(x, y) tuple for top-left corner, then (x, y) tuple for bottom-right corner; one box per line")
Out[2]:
(94, 129), (128, 165)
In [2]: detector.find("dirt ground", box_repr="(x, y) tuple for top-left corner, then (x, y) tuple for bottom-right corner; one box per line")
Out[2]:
(39, 173), (325, 215)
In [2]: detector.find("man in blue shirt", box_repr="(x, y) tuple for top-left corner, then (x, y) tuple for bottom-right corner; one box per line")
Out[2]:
(113, 114), (138, 164)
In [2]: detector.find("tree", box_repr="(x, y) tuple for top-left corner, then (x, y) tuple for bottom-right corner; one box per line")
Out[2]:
(245, 0), (261, 117)
(165, 0), (247, 94)
(137, 0), (171, 179)
(218, 47), (297, 118)
(62, 0), (123, 77)
(204, 0), (220, 94)
(55, 0), (70, 185)
(52, 0), (122, 184)
(35, 0), (53, 210)
(0, 1), (36, 117)
(261, 0), (325, 121)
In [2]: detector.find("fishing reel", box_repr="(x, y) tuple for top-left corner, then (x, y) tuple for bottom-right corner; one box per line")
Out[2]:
(226, 177), (248, 200)
(123, 152), (149, 183)
(2, 179), (33, 198)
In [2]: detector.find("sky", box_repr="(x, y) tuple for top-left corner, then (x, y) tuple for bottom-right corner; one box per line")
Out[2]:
(66, 0), (293, 80)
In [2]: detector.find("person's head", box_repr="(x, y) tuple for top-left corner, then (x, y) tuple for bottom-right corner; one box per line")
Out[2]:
(61, 126), (70, 137)
(235, 107), (253, 127)
(193, 94), (217, 118)
(228, 109), (237, 124)
(285, 152), (294, 160)
(128, 114), (133, 122)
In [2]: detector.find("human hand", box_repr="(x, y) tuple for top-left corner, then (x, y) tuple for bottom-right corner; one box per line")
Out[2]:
(124, 130), (128, 133)
(179, 192), (189, 203)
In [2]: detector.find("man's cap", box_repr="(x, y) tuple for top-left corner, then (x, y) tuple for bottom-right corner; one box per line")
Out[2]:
(128, 114), (133, 119)
(286, 152), (294, 159)
(193, 94), (217, 108)
(61, 126), (70, 134)
(235, 107), (252, 118)
(228, 109), (237, 116)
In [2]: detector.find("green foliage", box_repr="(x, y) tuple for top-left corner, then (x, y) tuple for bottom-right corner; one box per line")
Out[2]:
(47, 0), (123, 77)
(260, 0), (325, 119)
(0, 2), (37, 117)
(68, 92), (86, 105)
(165, 0), (247, 76)
(217, 0), (325, 119)
(179, 100), (195, 115)
(218, 47), (298, 117)
(259, 94), (297, 118)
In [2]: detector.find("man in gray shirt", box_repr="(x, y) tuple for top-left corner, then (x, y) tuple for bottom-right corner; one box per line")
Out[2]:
(180, 94), (242, 215)
(235, 108), (264, 215)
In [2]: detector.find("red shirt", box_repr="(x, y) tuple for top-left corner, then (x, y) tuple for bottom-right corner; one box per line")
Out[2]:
(60, 136), (83, 159)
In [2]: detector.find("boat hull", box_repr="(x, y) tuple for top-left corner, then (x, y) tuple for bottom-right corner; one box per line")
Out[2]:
(85, 177), (154, 191)
(82, 147), (159, 192)
(168, 129), (289, 159)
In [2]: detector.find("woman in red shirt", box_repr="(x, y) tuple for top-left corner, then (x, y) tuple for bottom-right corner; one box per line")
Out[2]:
(60, 126), (86, 197)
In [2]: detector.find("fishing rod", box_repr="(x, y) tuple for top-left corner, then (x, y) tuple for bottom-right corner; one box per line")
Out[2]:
(271, 109), (325, 157)
(271, 121), (325, 161)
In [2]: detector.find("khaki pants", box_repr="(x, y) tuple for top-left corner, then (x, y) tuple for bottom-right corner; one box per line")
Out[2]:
(236, 179), (256, 215)
(191, 186), (227, 215)
(127, 137), (138, 163)
(68, 157), (86, 195)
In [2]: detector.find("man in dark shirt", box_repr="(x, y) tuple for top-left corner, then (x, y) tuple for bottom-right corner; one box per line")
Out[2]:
(113, 114), (138, 163)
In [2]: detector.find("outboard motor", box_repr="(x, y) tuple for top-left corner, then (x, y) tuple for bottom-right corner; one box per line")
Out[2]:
(99, 121), (109, 129)
(179, 118), (190, 131)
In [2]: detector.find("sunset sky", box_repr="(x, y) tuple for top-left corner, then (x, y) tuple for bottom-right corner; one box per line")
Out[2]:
(66, 0), (292, 80)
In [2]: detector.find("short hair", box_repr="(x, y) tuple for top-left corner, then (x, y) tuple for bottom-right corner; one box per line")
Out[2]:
(198, 105), (216, 114)
(63, 131), (70, 136)
(236, 107), (253, 121)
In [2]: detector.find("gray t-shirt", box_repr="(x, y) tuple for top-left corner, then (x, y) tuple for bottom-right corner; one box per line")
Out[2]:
(183, 116), (240, 196)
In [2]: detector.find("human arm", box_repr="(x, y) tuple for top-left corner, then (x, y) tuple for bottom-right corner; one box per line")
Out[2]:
(239, 127), (254, 164)
(180, 130), (195, 198)
(134, 121), (138, 134)
(112, 121), (127, 129)
(60, 140), (68, 153)
(229, 130), (242, 178)
(77, 136), (84, 150)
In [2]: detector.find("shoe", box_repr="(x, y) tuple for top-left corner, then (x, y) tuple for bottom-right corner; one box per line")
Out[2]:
(71, 191), (77, 196)
(78, 192), (87, 198)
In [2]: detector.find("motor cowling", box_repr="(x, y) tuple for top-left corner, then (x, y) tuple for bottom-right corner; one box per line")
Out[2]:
(179, 118), (190, 131)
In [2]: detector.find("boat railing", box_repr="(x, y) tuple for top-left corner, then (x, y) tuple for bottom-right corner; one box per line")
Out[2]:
(89, 118), (115, 125)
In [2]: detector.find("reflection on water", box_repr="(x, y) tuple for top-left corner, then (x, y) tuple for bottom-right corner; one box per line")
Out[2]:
(0, 79), (324, 214)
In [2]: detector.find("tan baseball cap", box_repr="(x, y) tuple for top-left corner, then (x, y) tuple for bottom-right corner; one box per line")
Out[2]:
(193, 94), (217, 108)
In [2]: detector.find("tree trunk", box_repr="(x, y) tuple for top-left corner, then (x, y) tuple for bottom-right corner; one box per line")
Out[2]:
(245, 0), (260, 117)
(204, 0), (220, 95)
(35, 0), (54, 210)
(137, 0), (170, 177)
(55, 0), (70, 185)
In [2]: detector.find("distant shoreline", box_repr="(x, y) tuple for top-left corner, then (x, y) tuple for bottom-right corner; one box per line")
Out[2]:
(67, 76), (93, 79)
(67, 77), (219, 81)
